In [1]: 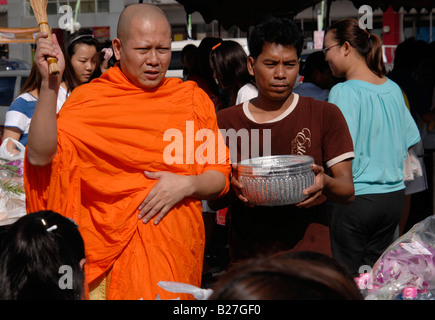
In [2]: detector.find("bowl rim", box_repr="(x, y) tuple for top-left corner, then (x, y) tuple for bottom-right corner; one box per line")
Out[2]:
(237, 155), (314, 175)
(238, 154), (314, 165)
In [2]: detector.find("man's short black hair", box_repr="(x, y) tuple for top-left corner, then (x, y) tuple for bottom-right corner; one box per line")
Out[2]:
(248, 16), (304, 60)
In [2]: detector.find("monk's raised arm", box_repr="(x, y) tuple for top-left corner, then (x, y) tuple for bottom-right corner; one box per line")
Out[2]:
(26, 33), (65, 166)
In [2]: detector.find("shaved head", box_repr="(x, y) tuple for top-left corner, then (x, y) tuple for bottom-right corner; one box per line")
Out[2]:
(117, 4), (171, 41)
(112, 3), (172, 90)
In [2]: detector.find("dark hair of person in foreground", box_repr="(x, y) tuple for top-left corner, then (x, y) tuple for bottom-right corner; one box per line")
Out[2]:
(0, 211), (85, 300)
(209, 251), (364, 300)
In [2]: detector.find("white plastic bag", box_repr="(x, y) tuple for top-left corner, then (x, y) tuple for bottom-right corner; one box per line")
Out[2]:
(0, 188), (26, 226)
(359, 216), (435, 300)
(157, 281), (213, 300)
(0, 137), (25, 161)
(403, 148), (422, 181)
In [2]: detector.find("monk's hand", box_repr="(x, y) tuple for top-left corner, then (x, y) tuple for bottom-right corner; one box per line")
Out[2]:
(138, 171), (194, 225)
(34, 32), (65, 83)
(295, 164), (325, 208)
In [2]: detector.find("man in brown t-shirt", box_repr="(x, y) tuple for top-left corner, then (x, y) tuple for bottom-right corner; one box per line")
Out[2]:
(210, 17), (355, 263)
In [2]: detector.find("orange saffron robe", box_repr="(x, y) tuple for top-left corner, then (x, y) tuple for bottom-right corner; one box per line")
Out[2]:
(24, 65), (231, 300)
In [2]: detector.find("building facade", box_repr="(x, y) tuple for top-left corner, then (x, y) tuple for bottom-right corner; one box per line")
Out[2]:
(4, 0), (435, 64)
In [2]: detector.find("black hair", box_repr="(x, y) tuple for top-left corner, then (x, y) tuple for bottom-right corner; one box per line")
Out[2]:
(19, 63), (41, 95)
(209, 251), (363, 300)
(65, 32), (99, 58)
(248, 16), (304, 60)
(181, 44), (198, 79)
(299, 51), (329, 81)
(90, 41), (119, 80)
(188, 37), (228, 109)
(62, 31), (99, 92)
(0, 211), (85, 300)
(209, 40), (255, 105)
(190, 37), (222, 82)
(181, 44), (198, 64)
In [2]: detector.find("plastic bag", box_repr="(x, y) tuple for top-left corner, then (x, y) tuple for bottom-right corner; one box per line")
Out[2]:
(403, 148), (422, 181)
(0, 138), (26, 226)
(357, 216), (435, 300)
(0, 137), (25, 161)
(157, 281), (213, 300)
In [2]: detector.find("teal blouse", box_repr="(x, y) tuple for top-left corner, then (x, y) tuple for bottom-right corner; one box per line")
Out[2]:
(328, 78), (420, 195)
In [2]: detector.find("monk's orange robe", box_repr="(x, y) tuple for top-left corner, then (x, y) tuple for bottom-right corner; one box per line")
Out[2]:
(24, 65), (231, 300)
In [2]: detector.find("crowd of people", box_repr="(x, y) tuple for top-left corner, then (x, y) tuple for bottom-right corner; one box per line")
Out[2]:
(0, 3), (433, 300)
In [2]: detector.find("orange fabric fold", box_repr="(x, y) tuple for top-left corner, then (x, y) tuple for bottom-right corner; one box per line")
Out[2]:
(24, 66), (231, 300)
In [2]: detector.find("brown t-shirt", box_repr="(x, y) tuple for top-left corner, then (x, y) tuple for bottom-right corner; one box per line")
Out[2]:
(216, 94), (354, 262)
(217, 95), (354, 167)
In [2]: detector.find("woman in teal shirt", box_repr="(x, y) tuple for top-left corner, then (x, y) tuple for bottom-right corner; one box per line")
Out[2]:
(324, 18), (420, 276)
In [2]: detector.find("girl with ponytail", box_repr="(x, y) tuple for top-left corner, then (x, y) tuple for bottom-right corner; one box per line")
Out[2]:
(324, 18), (385, 80)
(324, 18), (421, 276)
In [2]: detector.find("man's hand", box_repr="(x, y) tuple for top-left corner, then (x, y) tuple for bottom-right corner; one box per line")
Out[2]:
(230, 163), (253, 206)
(296, 164), (325, 207)
(138, 171), (195, 225)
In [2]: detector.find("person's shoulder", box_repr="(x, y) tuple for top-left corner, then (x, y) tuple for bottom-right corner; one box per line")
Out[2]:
(66, 82), (93, 101)
(164, 77), (184, 85)
(293, 82), (315, 91)
(236, 84), (258, 104)
(216, 104), (244, 127)
(217, 103), (243, 117)
(329, 81), (362, 100)
(329, 80), (351, 92)
(178, 78), (201, 92)
(385, 77), (403, 92)
(175, 79), (217, 109)
(164, 78), (204, 96)
(238, 83), (257, 93)
(8, 93), (36, 110)
(13, 92), (36, 103)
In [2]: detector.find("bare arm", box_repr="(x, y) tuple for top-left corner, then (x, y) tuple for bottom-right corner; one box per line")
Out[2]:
(138, 169), (227, 225)
(26, 32), (65, 166)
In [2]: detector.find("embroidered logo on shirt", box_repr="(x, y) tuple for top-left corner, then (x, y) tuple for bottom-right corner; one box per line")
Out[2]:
(291, 128), (312, 155)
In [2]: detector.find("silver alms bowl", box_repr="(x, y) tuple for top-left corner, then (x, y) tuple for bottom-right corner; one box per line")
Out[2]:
(237, 155), (315, 206)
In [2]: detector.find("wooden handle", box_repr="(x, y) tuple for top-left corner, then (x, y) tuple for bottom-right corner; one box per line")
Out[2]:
(38, 22), (60, 76)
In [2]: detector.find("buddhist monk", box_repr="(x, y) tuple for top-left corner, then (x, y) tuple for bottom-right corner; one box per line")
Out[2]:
(25, 4), (231, 300)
